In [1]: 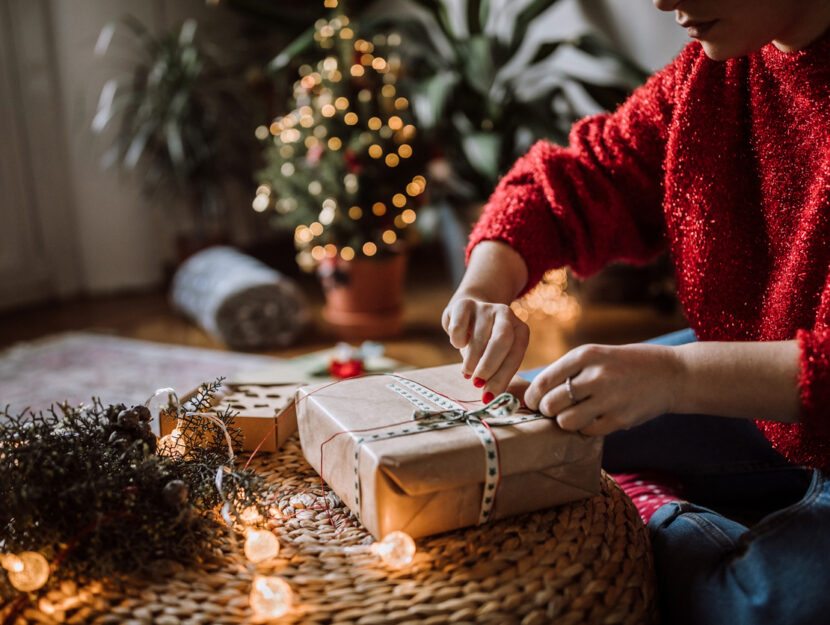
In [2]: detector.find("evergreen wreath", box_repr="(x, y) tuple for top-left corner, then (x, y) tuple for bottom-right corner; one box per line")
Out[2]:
(0, 379), (268, 600)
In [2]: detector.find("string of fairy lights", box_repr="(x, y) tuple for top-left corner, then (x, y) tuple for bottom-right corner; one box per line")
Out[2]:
(252, 0), (426, 272)
(0, 390), (417, 621)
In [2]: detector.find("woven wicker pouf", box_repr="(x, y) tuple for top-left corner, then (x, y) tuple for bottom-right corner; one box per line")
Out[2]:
(7, 435), (657, 625)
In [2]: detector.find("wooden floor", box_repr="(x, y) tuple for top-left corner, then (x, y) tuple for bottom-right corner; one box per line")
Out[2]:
(0, 257), (687, 371)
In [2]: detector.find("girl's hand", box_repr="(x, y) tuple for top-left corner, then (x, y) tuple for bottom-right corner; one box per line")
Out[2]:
(442, 296), (530, 400)
(523, 343), (683, 436)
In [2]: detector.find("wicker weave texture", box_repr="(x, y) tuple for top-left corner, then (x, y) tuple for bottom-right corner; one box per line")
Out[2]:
(6, 435), (657, 625)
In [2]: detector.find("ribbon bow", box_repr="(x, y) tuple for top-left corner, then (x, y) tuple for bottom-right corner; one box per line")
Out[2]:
(351, 378), (545, 526)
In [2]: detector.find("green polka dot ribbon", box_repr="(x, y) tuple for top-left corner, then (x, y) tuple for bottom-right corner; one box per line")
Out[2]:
(351, 375), (548, 526)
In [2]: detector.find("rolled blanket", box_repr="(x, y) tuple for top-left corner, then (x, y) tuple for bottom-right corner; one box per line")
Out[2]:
(170, 246), (310, 350)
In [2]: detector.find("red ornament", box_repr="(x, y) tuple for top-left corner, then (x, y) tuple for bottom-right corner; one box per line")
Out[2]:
(329, 358), (365, 379)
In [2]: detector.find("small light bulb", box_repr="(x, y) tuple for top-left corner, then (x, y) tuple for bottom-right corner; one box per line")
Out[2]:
(250, 575), (293, 618)
(240, 506), (264, 525)
(2, 552), (50, 592)
(158, 429), (187, 458)
(370, 531), (415, 568)
(244, 529), (280, 563)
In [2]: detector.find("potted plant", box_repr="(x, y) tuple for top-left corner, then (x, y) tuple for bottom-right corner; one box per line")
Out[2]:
(254, 1), (428, 339)
(363, 0), (650, 286)
(93, 16), (256, 262)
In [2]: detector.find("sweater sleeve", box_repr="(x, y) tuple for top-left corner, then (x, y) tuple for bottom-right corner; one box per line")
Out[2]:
(467, 43), (702, 292)
(797, 328), (830, 438)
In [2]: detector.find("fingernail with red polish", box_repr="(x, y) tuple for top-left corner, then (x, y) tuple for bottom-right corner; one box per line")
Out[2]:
(473, 377), (485, 388)
(482, 391), (494, 403)
(462, 372), (471, 379)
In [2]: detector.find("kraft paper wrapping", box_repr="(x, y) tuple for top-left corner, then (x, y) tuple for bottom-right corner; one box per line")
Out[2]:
(297, 364), (603, 540)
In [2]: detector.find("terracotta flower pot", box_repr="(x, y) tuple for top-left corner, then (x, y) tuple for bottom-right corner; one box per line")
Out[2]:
(319, 253), (407, 340)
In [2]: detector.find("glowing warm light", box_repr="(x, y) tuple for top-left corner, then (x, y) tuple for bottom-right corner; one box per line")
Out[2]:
(413, 175), (426, 186)
(394, 215), (406, 229)
(159, 428), (186, 458)
(370, 531), (415, 568)
(324, 244), (338, 258)
(388, 33), (402, 46)
(1, 552), (50, 592)
(362, 242), (377, 257)
(309, 181), (323, 195)
(340, 246), (355, 261)
(350, 64), (365, 77)
(402, 124), (416, 139)
(372, 57), (387, 71)
(392, 193), (407, 208)
(382, 230), (397, 244)
(321, 104), (336, 118)
(330, 70), (342, 82)
(323, 0), (338, 7)
(309, 222), (324, 236)
(398, 144), (413, 158)
(360, 53), (374, 66)
(240, 506), (264, 525)
(269, 122), (280, 135)
(328, 137), (342, 150)
(301, 75), (316, 90)
(401, 209), (417, 224)
(348, 206), (363, 220)
(340, 27), (354, 39)
(311, 246), (326, 261)
(381, 84), (396, 98)
(368, 117), (382, 131)
(358, 89), (372, 103)
(323, 57), (338, 73)
(368, 144), (383, 159)
(335, 97), (349, 110)
(344, 112), (358, 125)
(320, 26), (334, 39)
(300, 115), (314, 128)
(372, 202), (387, 216)
(244, 530), (280, 563)
(388, 116), (403, 131)
(281, 163), (295, 176)
(252, 194), (269, 212)
(394, 97), (409, 110)
(255, 125), (269, 140)
(295, 226), (313, 244)
(385, 154), (400, 167)
(305, 136), (318, 149)
(250, 575), (293, 619)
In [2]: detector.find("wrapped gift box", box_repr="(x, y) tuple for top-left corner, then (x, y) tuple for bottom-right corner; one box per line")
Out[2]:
(161, 382), (300, 452)
(297, 364), (603, 539)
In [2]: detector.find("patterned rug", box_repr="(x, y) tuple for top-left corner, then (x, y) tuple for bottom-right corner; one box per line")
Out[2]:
(0, 333), (281, 416)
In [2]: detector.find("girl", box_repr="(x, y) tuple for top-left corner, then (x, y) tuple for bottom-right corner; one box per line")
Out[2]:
(442, 1), (830, 623)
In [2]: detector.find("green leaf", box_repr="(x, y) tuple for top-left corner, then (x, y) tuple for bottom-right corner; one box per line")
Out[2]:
(467, 0), (490, 35)
(413, 71), (458, 128)
(463, 35), (494, 94)
(461, 132), (501, 181)
(165, 122), (185, 168)
(510, 0), (558, 54)
(267, 26), (316, 74)
(528, 40), (562, 66)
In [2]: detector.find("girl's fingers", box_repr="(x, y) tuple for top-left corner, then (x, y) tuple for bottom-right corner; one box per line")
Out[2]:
(553, 396), (603, 432)
(462, 310), (495, 378)
(578, 415), (621, 437)
(474, 314), (521, 382)
(481, 325), (529, 397)
(444, 300), (474, 349)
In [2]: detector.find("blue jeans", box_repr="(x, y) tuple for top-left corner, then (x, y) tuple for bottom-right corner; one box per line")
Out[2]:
(521, 328), (827, 625)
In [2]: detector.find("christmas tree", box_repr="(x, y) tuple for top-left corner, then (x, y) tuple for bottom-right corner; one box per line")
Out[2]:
(254, 0), (426, 272)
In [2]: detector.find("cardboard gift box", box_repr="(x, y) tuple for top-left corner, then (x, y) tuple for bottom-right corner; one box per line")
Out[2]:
(160, 382), (300, 452)
(297, 364), (603, 539)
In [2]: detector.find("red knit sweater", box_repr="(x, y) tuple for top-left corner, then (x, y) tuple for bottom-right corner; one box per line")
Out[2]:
(468, 35), (830, 471)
